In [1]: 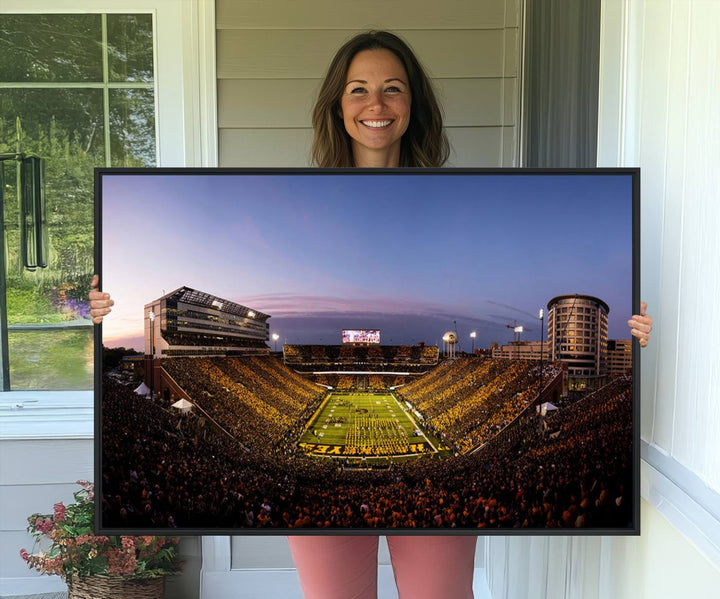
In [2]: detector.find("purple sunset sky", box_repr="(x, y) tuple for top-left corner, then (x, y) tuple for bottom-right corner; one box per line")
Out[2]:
(100, 171), (634, 352)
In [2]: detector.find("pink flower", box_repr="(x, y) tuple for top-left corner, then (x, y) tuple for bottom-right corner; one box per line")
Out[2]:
(107, 548), (137, 576)
(53, 502), (66, 522)
(20, 482), (180, 580)
(43, 556), (64, 576)
(34, 518), (54, 534)
(121, 536), (135, 549)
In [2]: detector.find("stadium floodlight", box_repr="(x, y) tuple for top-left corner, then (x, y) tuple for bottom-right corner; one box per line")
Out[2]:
(148, 310), (155, 394)
(272, 333), (280, 352)
(514, 325), (523, 333)
(148, 311), (155, 355)
(248, 310), (255, 318)
(539, 308), (545, 401)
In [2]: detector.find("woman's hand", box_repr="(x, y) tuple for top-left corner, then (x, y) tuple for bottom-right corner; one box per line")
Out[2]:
(627, 301), (652, 347)
(89, 274), (114, 324)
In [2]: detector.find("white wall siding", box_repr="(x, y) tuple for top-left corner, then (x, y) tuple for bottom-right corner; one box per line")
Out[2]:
(216, 0), (522, 168)
(216, 1), (515, 30)
(486, 0), (720, 597)
(599, 0), (720, 490)
(218, 78), (515, 128)
(0, 436), (201, 598)
(485, 500), (720, 599)
(0, 438), (93, 594)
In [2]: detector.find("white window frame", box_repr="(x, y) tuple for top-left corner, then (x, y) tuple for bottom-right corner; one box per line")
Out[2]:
(0, 0), (217, 440)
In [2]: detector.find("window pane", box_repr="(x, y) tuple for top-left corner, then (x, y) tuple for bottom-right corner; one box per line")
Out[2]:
(8, 329), (93, 390)
(1, 88), (103, 285)
(107, 14), (154, 83)
(1, 13), (156, 391)
(2, 87), (99, 390)
(0, 89), (106, 165)
(109, 89), (156, 166)
(0, 14), (102, 82)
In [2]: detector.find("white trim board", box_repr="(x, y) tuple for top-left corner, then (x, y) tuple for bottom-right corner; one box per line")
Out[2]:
(0, 392), (93, 440)
(0, 576), (66, 599)
(641, 441), (720, 568)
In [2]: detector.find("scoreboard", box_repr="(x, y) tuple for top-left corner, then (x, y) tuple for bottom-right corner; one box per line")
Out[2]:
(342, 329), (380, 344)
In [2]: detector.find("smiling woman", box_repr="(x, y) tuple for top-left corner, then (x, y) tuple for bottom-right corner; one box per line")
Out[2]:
(340, 49), (412, 167)
(311, 30), (449, 168)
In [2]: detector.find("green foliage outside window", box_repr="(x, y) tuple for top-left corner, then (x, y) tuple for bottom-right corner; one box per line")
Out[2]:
(0, 13), (155, 389)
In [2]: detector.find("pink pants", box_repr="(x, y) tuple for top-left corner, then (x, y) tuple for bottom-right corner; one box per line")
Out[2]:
(287, 535), (477, 599)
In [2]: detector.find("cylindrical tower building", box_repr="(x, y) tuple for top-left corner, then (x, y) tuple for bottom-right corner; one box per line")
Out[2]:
(547, 294), (609, 378)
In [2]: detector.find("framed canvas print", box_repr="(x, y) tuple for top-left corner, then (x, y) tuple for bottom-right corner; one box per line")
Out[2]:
(96, 168), (639, 535)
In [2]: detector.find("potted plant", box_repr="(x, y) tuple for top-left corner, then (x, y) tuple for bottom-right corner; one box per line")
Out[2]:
(20, 480), (182, 599)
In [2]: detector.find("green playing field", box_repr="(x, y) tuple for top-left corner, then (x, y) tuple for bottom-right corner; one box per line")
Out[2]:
(297, 392), (435, 458)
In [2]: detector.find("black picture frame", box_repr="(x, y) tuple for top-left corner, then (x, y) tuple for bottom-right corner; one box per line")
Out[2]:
(95, 167), (640, 536)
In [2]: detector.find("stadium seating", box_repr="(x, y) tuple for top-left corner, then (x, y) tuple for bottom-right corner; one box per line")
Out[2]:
(282, 343), (439, 372)
(102, 353), (631, 530)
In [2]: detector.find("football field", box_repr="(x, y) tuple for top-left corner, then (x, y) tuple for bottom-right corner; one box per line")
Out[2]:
(297, 392), (438, 459)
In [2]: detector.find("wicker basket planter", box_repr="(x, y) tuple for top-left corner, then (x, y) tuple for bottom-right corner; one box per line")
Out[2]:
(22, 484), (181, 597)
(67, 575), (165, 599)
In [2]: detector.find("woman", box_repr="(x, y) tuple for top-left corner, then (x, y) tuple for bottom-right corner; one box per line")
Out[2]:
(90, 30), (652, 599)
(290, 32), (477, 599)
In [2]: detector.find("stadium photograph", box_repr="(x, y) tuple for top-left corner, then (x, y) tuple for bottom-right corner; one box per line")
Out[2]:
(97, 169), (637, 534)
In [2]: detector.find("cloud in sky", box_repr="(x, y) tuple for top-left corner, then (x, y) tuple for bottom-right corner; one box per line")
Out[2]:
(239, 293), (464, 318)
(105, 332), (144, 351)
(485, 300), (541, 319)
(105, 292), (545, 351)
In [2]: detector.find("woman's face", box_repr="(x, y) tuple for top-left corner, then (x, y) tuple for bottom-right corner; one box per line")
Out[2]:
(340, 48), (411, 166)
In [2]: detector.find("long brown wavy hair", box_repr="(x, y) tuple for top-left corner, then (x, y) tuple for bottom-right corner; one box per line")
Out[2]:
(311, 31), (449, 168)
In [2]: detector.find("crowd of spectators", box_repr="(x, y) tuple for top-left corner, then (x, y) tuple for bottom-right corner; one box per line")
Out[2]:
(282, 344), (439, 371)
(283, 345), (302, 362)
(337, 375), (355, 390)
(398, 358), (478, 407)
(162, 357), (323, 451)
(420, 345), (439, 364)
(339, 345), (356, 363)
(395, 346), (411, 361)
(397, 358), (563, 454)
(101, 355), (632, 530)
(368, 375), (385, 389)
